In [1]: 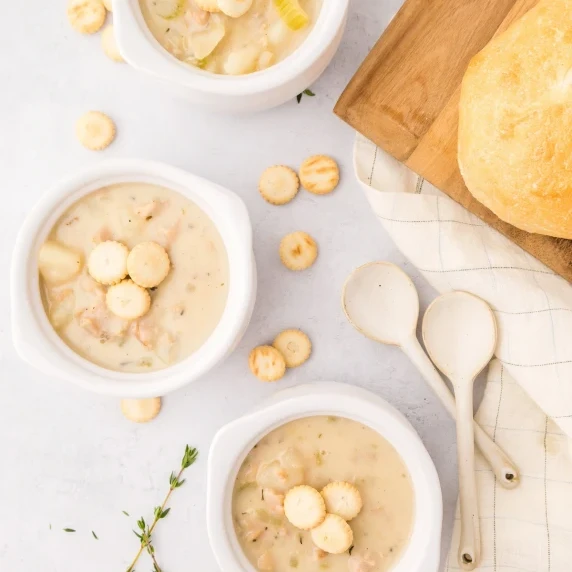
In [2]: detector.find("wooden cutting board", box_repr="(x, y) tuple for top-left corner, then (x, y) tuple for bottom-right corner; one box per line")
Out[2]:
(335, 0), (572, 282)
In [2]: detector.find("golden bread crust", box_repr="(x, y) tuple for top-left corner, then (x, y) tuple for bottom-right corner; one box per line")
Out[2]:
(458, 0), (572, 238)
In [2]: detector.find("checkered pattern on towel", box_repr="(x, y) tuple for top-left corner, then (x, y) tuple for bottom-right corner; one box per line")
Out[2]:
(448, 360), (572, 572)
(353, 134), (572, 571)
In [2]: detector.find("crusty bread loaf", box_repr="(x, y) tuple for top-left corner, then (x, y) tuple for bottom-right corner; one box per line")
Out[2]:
(458, 0), (572, 239)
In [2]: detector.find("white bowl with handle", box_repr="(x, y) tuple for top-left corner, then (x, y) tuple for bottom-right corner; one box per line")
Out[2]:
(11, 159), (256, 398)
(113, 0), (349, 112)
(207, 381), (443, 572)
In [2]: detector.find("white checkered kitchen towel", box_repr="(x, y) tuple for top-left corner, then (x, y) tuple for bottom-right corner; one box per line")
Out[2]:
(353, 134), (572, 571)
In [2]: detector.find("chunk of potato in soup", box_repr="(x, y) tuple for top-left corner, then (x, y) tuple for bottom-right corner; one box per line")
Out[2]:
(39, 183), (229, 372)
(139, 0), (322, 75)
(233, 416), (415, 571)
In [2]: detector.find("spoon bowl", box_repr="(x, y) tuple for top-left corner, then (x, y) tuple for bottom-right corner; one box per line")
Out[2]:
(342, 261), (419, 346)
(423, 292), (497, 381)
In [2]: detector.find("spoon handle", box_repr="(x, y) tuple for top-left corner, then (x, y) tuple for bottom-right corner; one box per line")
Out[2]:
(401, 335), (519, 489)
(455, 378), (481, 570)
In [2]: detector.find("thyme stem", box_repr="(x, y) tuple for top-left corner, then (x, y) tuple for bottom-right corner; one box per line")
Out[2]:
(125, 446), (198, 572)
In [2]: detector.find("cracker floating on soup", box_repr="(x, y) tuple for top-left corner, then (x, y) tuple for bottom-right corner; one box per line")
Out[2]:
(284, 485), (326, 530)
(311, 513), (353, 554)
(106, 280), (151, 320)
(88, 240), (129, 285)
(321, 481), (362, 521)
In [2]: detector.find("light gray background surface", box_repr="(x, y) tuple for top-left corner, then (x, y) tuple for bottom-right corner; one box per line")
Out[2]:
(0, 1), (457, 570)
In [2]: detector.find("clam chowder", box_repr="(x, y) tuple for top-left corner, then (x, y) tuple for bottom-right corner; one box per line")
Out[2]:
(39, 182), (228, 372)
(233, 416), (415, 571)
(139, 0), (322, 75)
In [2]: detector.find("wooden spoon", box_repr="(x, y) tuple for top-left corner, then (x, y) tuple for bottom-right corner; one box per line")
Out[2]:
(342, 262), (518, 489)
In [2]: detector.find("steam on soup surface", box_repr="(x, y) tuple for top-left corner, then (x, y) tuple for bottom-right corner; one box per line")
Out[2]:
(39, 183), (228, 372)
(139, 0), (322, 75)
(232, 416), (415, 572)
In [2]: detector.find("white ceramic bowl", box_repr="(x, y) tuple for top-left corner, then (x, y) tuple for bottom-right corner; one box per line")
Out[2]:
(114, 0), (349, 113)
(207, 382), (443, 572)
(11, 159), (256, 398)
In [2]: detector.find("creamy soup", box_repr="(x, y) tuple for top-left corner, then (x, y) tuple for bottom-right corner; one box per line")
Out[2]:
(39, 183), (229, 372)
(233, 416), (415, 572)
(140, 0), (322, 75)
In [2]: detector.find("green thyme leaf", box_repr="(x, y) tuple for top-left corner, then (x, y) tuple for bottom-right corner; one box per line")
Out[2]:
(297, 89), (316, 103)
(63, 528), (75, 533)
(92, 531), (98, 539)
(181, 446), (198, 469)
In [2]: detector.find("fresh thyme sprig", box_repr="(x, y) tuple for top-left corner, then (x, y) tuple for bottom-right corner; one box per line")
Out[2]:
(126, 445), (199, 572)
